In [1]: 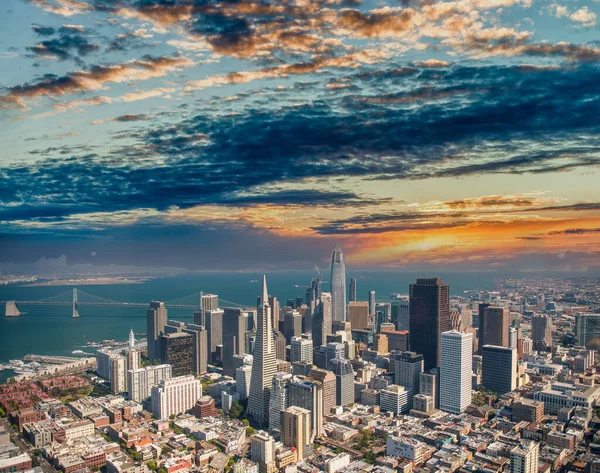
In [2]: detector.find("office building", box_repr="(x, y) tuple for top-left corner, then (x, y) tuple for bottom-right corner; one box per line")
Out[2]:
(575, 313), (600, 349)
(291, 336), (313, 364)
(482, 345), (517, 394)
(195, 293), (218, 326)
(347, 302), (369, 331)
(420, 371), (438, 408)
(281, 406), (311, 460)
(312, 292), (332, 348)
(247, 275), (278, 426)
(147, 301), (167, 361)
(183, 323), (208, 375)
(250, 431), (276, 473)
(289, 376), (323, 439)
(236, 364), (252, 400)
(205, 309), (224, 363)
(308, 368), (336, 416)
(409, 278), (451, 371)
(477, 302), (490, 353)
(160, 332), (194, 377)
(482, 306), (509, 347)
(394, 351), (423, 407)
(151, 375), (202, 420)
(325, 343), (345, 370)
(223, 307), (246, 377)
(392, 299), (410, 332)
(368, 291), (376, 315)
(349, 278), (357, 302)
(512, 398), (544, 423)
(510, 440), (539, 473)
(330, 247), (347, 323)
(284, 310), (303, 342)
(380, 385), (410, 414)
(509, 326), (518, 349)
(532, 314), (553, 350)
(331, 358), (354, 407)
(268, 373), (292, 432)
(440, 330), (472, 414)
(373, 333), (388, 355)
(273, 330), (286, 361)
(128, 364), (172, 402)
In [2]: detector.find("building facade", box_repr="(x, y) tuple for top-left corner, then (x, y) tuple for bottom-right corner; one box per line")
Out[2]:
(440, 330), (473, 414)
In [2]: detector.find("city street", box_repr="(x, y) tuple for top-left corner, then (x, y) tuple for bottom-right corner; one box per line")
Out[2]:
(1, 419), (56, 473)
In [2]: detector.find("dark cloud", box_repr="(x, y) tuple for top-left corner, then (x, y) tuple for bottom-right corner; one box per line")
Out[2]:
(26, 25), (100, 63)
(516, 236), (543, 240)
(112, 114), (151, 122)
(548, 228), (600, 235)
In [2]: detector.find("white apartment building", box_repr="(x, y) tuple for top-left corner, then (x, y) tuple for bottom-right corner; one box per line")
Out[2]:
(151, 375), (202, 420)
(127, 364), (172, 402)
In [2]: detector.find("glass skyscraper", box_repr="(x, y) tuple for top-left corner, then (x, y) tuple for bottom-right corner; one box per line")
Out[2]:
(330, 247), (346, 323)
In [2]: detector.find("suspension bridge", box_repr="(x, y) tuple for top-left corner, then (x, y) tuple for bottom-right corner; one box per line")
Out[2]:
(2, 288), (246, 317)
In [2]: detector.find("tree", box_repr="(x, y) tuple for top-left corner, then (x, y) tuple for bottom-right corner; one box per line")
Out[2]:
(241, 419), (249, 426)
(92, 467), (99, 472)
(33, 449), (42, 456)
(229, 401), (243, 419)
(32, 458), (40, 467)
(364, 452), (377, 464)
(246, 427), (255, 436)
(158, 468), (168, 473)
(169, 414), (176, 420)
(161, 446), (172, 455)
(147, 461), (157, 471)
(0, 407), (6, 418)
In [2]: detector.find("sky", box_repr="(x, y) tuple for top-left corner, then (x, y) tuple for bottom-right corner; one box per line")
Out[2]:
(0, 0), (599, 274)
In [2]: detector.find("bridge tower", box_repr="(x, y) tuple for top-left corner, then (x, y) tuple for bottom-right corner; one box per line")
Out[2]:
(72, 288), (79, 318)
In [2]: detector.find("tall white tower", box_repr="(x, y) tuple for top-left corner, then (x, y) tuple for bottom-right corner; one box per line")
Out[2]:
(440, 329), (473, 414)
(129, 328), (135, 349)
(330, 247), (346, 323)
(247, 275), (277, 426)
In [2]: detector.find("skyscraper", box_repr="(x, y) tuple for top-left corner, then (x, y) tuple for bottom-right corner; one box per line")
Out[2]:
(251, 431), (276, 473)
(349, 278), (357, 302)
(331, 358), (354, 407)
(205, 309), (224, 363)
(160, 332), (194, 377)
(222, 308), (246, 377)
(532, 314), (553, 350)
(482, 345), (517, 394)
(196, 293), (218, 326)
(409, 278), (451, 371)
(291, 336), (313, 364)
(269, 373), (292, 432)
(368, 291), (376, 315)
(482, 306), (509, 347)
(281, 406), (311, 460)
(394, 351), (424, 407)
(147, 301), (167, 361)
(182, 323), (208, 375)
(575, 313), (600, 349)
(289, 376), (323, 439)
(330, 247), (346, 323)
(247, 275), (278, 426)
(312, 292), (332, 347)
(440, 330), (472, 414)
(477, 302), (490, 353)
(308, 368), (336, 417)
(347, 301), (369, 331)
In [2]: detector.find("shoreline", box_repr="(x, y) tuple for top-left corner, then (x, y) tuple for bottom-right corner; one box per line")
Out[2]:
(22, 278), (147, 287)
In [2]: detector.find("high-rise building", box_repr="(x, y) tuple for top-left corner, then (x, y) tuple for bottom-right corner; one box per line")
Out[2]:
(349, 278), (357, 302)
(394, 351), (424, 407)
(380, 385), (410, 414)
(325, 343), (345, 370)
(308, 368), (336, 417)
(314, 292), (333, 348)
(348, 302), (369, 331)
(250, 431), (276, 473)
(205, 309), (224, 363)
(532, 314), (553, 350)
(183, 323), (208, 375)
(373, 333), (389, 355)
(509, 327), (518, 349)
(109, 354), (127, 394)
(236, 364), (253, 400)
(575, 313), (600, 349)
(331, 358), (354, 407)
(151, 375), (202, 420)
(247, 275), (278, 426)
(482, 345), (517, 394)
(482, 306), (509, 347)
(392, 299), (410, 332)
(223, 308), (246, 377)
(284, 310), (303, 342)
(269, 373), (292, 432)
(196, 294), (218, 326)
(409, 278), (451, 371)
(420, 371), (438, 408)
(291, 336), (313, 364)
(510, 440), (539, 473)
(281, 406), (311, 460)
(160, 332), (194, 377)
(368, 291), (376, 315)
(128, 364), (172, 402)
(289, 376), (323, 439)
(477, 302), (490, 353)
(268, 296), (280, 333)
(147, 301), (167, 361)
(440, 330), (472, 414)
(330, 247), (347, 323)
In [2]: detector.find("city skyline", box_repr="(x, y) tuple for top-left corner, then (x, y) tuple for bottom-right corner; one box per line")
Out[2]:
(1, 0), (600, 274)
